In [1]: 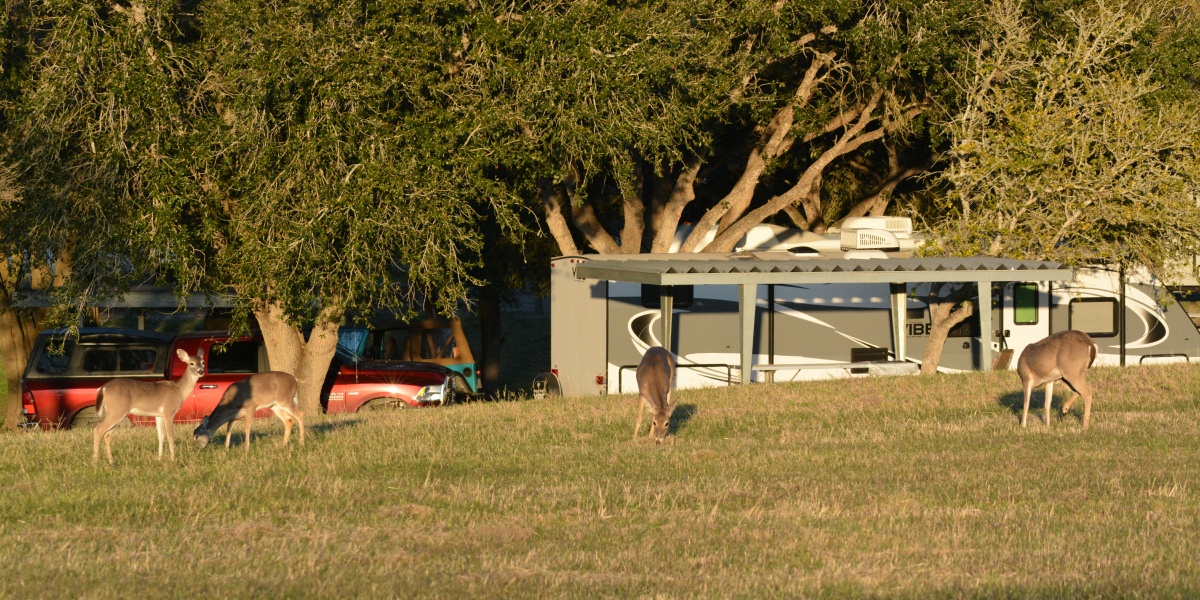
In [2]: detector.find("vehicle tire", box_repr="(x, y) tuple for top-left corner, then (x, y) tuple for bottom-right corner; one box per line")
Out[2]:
(359, 398), (410, 412)
(70, 407), (131, 430)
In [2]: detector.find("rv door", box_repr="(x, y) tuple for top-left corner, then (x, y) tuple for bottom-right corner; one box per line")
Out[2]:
(999, 282), (1050, 367)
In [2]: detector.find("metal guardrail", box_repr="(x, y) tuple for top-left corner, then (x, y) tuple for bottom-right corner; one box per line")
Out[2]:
(617, 363), (734, 393)
(1139, 354), (1191, 364)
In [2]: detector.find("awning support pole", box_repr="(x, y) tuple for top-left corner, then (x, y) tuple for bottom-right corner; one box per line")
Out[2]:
(739, 283), (756, 384)
(979, 280), (993, 371)
(890, 283), (907, 362)
(660, 288), (674, 353)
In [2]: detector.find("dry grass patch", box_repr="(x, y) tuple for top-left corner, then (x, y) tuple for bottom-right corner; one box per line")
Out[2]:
(2, 364), (1200, 597)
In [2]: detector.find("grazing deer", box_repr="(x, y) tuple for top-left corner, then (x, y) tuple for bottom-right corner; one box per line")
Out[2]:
(633, 346), (677, 442)
(193, 371), (305, 452)
(93, 349), (205, 464)
(1017, 330), (1098, 429)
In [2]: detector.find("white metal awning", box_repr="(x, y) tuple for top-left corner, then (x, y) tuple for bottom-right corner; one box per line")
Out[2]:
(565, 252), (1075, 383)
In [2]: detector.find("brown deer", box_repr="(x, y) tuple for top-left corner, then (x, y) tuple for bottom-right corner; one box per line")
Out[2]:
(1017, 330), (1098, 429)
(633, 346), (677, 442)
(193, 371), (305, 452)
(93, 348), (205, 464)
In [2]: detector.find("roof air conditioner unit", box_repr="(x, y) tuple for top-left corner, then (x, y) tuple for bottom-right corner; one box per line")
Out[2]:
(841, 229), (899, 251)
(844, 249), (889, 260)
(840, 216), (913, 237)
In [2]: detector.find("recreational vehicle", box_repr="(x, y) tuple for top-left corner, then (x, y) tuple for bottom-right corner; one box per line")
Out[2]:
(546, 218), (1200, 398)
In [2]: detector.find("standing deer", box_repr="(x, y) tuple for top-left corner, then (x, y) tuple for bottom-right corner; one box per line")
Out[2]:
(1017, 330), (1098, 429)
(633, 346), (677, 442)
(93, 348), (205, 464)
(193, 371), (305, 452)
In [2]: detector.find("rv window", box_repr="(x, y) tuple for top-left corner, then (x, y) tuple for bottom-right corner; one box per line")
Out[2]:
(641, 285), (694, 309)
(1013, 283), (1039, 325)
(1069, 298), (1118, 337)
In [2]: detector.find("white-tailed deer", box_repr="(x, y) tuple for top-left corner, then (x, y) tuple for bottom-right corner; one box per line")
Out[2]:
(193, 371), (305, 452)
(93, 348), (205, 464)
(1017, 330), (1098, 429)
(633, 346), (676, 442)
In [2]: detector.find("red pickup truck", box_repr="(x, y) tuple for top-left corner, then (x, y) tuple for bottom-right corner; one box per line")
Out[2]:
(21, 327), (474, 429)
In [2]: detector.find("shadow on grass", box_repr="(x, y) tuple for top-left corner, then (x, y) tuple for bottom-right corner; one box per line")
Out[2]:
(669, 403), (697, 436)
(199, 417), (362, 448)
(997, 389), (1085, 425)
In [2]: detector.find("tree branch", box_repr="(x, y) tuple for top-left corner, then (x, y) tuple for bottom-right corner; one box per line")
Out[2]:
(649, 160), (703, 253)
(702, 91), (886, 252)
(539, 180), (579, 256)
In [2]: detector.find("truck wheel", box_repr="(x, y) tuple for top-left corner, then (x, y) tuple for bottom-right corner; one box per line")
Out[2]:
(70, 407), (131, 429)
(359, 398), (410, 412)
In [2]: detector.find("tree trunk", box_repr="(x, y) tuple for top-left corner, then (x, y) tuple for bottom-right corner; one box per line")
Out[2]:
(0, 298), (43, 429)
(254, 301), (342, 417)
(1, 260), (66, 429)
(477, 284), (504, 394)
(920, 287), (975, 375)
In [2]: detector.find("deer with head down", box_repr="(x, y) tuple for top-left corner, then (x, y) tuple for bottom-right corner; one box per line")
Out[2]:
(1017, 329), (1098, 429)
(93, 348), (205, 464)
(193, 371), (305, 452)
(633, 346), (677, 443)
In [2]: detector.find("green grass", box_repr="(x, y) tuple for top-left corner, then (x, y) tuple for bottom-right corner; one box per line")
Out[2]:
(2, 364), (1200, 597)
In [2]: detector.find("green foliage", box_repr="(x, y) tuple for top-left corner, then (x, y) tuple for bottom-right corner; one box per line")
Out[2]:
(176, 0), (528, 321)
(931, 0), (1200, 273)
(0, 1), (194, 319)
(0, 0), (529, 327)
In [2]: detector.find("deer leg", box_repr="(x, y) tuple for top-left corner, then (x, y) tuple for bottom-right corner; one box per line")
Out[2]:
(93, 417), (123, 464)
(295, 411), (305, 446)
(272, 407), (292, 446)
(104, 430), (115, 464)
(155, 417), (166, 460)
(1043, 380), (1054, 426)
(1072, 378), (1094, 429)
(243, 415), (254, 453)
(223, 420), (234, 448)
(633, 400), (645, 440)
(1021, 380), (1033, 428)
(164, 418), (176, 461)
(92, 427), (102, 464)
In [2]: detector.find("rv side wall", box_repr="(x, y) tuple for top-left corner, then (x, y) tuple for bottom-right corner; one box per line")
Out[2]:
(550, 258), (610, 398)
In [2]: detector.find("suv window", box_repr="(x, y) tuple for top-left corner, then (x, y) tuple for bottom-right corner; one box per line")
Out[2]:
(418, 328), (458, 360)
(207, 341), (262, 374)
(80, 347), (160, 374)
(36, 340), (76, 375)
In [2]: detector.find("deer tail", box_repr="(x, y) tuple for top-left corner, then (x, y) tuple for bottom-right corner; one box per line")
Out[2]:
(95, 387), (106, 418)
(1088, 340), (1097, 368)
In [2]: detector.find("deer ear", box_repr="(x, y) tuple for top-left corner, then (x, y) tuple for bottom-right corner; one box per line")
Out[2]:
(176, 348), (190, 362)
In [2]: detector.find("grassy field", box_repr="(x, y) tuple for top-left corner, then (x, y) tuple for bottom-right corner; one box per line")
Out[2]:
(2, 364), (1199, 598)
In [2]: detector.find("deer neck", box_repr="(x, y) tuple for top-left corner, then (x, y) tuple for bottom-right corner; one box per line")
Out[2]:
(175, 368), (202, 400)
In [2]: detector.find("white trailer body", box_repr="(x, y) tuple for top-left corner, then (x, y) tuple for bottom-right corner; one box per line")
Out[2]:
(549, 257), (1199, 398)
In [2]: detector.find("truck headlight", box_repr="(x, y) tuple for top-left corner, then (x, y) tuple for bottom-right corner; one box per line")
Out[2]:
(413, 383), (447, 405)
